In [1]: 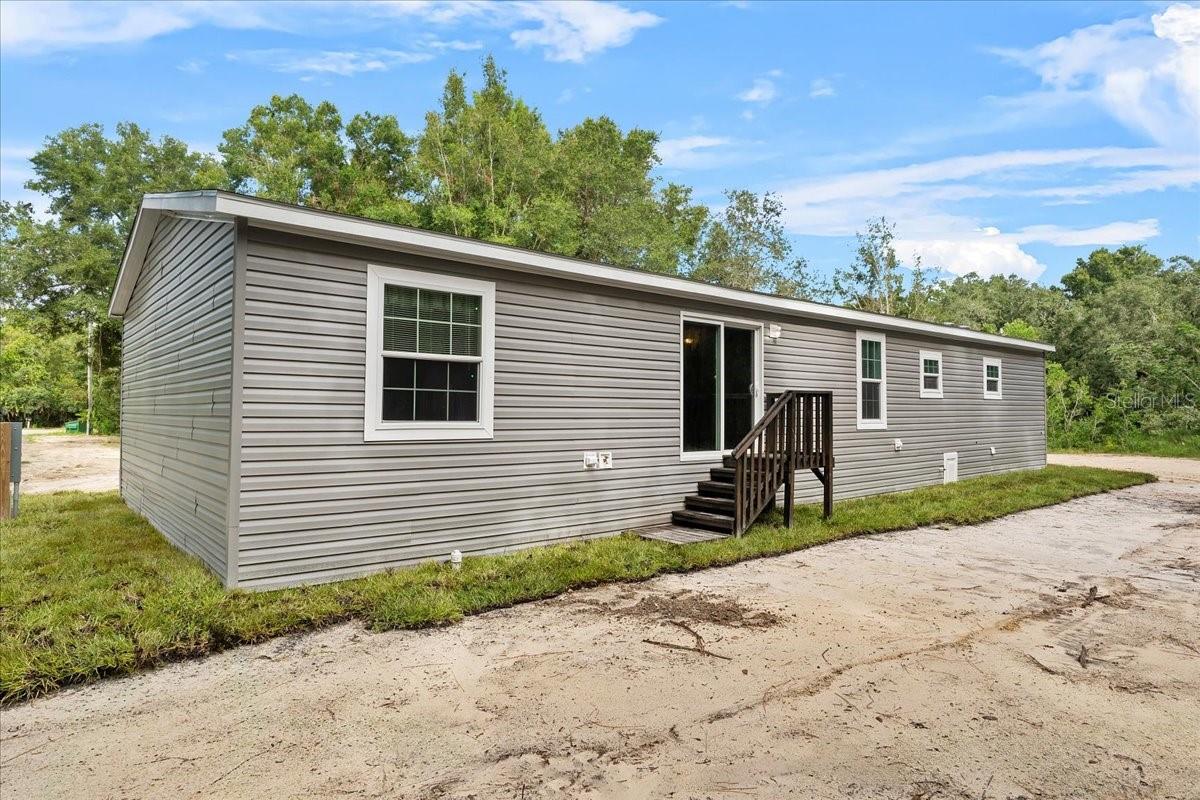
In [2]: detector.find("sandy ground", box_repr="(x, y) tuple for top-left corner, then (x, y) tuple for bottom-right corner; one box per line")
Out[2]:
(17, 432), (120, 494)
(2, 459), (1198, 799)
(1048, 452), (1200, 484)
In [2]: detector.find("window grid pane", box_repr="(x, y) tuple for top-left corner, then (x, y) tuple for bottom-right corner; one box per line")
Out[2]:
(382, 357), (479, 423)
(380, 282), (485, 426)
(861, 382), (881, 420)
(986, 364), (1000, 379)
(861, 339), (882, 380)
(923, 359), (939, 376)
(923, 375), (939, 390)
(383, 283), (483, 357)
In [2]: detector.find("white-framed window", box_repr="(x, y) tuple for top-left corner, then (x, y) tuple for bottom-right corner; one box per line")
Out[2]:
(364, 264), (495, 442)
(856, 331), (887, 429)
(919, 350), (943, 399)
(983, 357), (1003, 400)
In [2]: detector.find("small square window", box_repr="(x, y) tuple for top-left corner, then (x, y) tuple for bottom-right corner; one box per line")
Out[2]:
(983, 358), (1003, 399)
(920, 351), (943, 399)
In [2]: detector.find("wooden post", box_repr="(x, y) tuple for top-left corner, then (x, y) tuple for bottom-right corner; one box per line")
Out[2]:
(0, 422), (12, 520)
(784, 460), (795, 528)
(822, 393), (834, 519)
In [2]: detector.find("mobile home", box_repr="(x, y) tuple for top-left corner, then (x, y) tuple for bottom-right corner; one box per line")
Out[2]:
(110, 191), (1052, 589)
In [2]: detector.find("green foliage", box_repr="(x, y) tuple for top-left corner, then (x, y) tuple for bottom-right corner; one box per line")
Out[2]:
(691, 190), (830, 299)
(0, 314), (86, 425)
(923, 248), (1199, 454)
(833, 217), (930, 315)
(1061, 245), (1163, 300)
(220, 95), (421, 224)
(1, 465), (1153, 703)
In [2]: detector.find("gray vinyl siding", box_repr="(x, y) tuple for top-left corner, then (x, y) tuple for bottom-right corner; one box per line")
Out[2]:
(232, 227), (1045, 589)
(236, 229), (696, 588)
(120, 216), (234, 577)
(764, 322), (1045, 502)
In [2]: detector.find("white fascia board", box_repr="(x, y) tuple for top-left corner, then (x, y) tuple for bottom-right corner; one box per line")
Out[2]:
(113, 191), (1056, 354)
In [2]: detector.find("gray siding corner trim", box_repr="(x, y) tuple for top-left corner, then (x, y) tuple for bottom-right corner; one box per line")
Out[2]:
(119, 215), (235, 579)
(224, 220), (249, 587)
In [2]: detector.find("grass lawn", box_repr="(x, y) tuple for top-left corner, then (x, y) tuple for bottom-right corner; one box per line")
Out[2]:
(1, 464), (1152, 704)
(1051, 431), (1200, 460)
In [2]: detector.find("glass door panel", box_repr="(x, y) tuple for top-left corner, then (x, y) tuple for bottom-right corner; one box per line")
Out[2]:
(723, 327), (755, 449)
(682, 321), (719, 452)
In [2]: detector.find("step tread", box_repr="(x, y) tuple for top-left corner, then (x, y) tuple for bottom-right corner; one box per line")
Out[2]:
(684, 494), (735, 513)
(697, 480), (735, 497)
(671, 509), (736, 532)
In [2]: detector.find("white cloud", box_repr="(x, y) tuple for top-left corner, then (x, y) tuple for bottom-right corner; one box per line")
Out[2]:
(738, 77), (778, 104)
(176, 58), (207, 75)
(776, 146), (1186, 279)
(779, 146), (1191, 227)
(898, 237), (1047, 280)
(227, 48), (433, 77)
(992, 3), (1200, 149)
(1009, 219), (1160, 246)
(0, 1), (278, 54)
(508, 1), (662, 63)
(897, 219), (1160, 280)
(657, 136), (734, 169)
(0, 1), (659, 62)
(809, 77), (835, 98)
(420, 37), (484, 52)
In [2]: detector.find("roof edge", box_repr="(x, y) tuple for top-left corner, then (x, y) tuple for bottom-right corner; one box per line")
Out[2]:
(111, 191), (1056, 354)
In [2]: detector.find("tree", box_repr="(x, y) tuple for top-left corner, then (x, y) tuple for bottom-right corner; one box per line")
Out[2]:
(0, 314), (86, 425)
(220, 97), (421, 224)
(691, 190), (829, 299)
(416, 56), (554, 244)
(834, 217), (912, 315)
(3, 123), (225, 429)
(921, 273), (1067, 338)
(1060, 245), (1163, 300)
(536, 117), (706, 273)
(28, 122), (226, 245)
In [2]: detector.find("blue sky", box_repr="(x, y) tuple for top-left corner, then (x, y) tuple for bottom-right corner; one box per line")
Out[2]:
(2, 0), (1197, 286)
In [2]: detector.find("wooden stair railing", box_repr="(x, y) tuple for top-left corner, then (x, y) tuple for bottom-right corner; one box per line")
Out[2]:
(731, 390), (834, 535)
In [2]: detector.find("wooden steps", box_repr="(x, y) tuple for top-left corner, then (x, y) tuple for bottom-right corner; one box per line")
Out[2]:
(671, 458), (739, 534)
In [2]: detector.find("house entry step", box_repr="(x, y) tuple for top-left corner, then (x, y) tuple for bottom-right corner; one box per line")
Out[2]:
(636, 524), (731, 544)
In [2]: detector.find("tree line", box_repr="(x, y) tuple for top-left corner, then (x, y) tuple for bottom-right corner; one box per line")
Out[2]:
(1, 57), (1196, 452)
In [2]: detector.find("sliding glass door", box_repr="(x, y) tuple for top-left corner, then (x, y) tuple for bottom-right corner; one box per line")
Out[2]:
(681, 318), (760, 456)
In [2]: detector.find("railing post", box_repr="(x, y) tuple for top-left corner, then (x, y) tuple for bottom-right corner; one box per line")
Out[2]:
(822, 392), (834, 519)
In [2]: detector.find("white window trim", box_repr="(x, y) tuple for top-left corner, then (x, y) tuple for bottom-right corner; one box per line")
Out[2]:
(856, 330), (887, 430)
(678, 311), (764, 463)
(983, 356), (1003, 400)
(919, 349), (943, 399)
(364, 264), (495, 442)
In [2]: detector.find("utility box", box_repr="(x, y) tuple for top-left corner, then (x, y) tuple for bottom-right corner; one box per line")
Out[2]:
(943, 451), (959, 484)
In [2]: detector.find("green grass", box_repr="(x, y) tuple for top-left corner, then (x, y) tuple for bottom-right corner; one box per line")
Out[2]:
(0, 465), (1153, 704)
(1051, 431), (1200, 459)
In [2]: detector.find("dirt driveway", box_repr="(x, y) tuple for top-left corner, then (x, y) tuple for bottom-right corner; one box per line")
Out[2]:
(17, 432), (120, 494)
(3, 458), (1198, 799)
